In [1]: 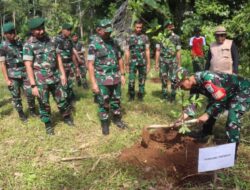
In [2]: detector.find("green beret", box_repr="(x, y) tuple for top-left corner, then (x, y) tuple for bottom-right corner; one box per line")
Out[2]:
(3, 22), (15, 33)
(96, 19), (113, 32)
(164, 20), (173, 27)
(28, 17), (45, 30)
(62, 23), (73, 30)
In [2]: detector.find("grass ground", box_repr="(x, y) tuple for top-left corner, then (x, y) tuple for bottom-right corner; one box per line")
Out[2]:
(0, 70), (250, 190)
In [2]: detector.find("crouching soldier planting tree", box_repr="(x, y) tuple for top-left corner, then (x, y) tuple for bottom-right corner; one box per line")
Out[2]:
(88, 19), (127, 135)
(172, 68), (250, 158)
(23, 17), (74, 135)
(0, 22), (36, 122)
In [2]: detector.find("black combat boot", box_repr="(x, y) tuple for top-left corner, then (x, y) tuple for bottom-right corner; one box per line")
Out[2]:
(29, 108), (38, 117)
(113, 115), (127, 129)
(129, 95), (135, 102)
(101, 120), (110, 135)
(18, 110), (28, 122)
(63, 116), (75, 127)
(45, 122), (54, 135)
(137, 93), (143, 101)
(77, 78), (81, 87)
(82, 82), (89, 89)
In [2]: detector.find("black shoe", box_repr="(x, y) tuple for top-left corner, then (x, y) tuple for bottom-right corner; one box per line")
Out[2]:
(45, 122), (55, 135)
(94, 94), (99, 104)
(29, 108), (38, 117)
(113, 116), (127, 129)
(77, 79), (81, 87)
(138, 93), (143, 101)
(101, 120), (110, 135)
(129, 96), (135, 102)
(64, 116), (75, 127)
(18, 110), (28, 122)
(82, 82), (89, 89)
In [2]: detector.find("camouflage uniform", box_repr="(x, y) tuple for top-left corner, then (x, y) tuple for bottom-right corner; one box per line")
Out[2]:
(88, 34), (122, 122)
(185, 71), (250, 144)
(156, 33), (181, 100)
(126, 33), (150, 98)
(73, 40), (88, 88)
(55, 34), (75, 103)
(23, 35), (71, 124)
(0, 39), (35, 113)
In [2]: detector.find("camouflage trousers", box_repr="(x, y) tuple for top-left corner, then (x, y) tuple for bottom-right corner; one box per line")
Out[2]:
(76, 63), (88, 85)
(205, 91), (250, 143)
(96, 83), (122, 121)
(37, 83), (71, 123)
(8, 78), (35, 112)
(63, 62), (75, 103)
(128, 63), (147, 97)
(192, 56), (205, 72)
(159, 60), (178, 99)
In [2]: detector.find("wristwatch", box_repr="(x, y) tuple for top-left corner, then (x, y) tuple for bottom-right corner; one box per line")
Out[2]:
(121, 73), (126, 76)
(31, 84), (37, 88)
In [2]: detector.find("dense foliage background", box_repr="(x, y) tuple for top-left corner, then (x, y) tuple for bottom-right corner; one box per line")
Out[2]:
(0, 0), (249, 74)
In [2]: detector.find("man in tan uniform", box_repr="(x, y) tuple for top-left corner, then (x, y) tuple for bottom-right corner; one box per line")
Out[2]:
(205, 26), (239, 74)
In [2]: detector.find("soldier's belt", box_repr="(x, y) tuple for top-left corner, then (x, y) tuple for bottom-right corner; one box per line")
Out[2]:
(7, 62), (25, 68)
(62, 58), (72, 63)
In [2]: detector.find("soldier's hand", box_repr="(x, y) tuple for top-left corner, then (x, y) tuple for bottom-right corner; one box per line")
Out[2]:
(121, 75), (126, 86)
(7, 79), (12, 86)
(198, 113), (209, 124)
(60, 75), (67, 86)
(92, 83), (100, 94)
(32, 86), (40, 98)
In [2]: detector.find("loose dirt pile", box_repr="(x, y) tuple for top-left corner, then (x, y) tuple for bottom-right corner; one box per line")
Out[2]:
(119, 128), (214, 186)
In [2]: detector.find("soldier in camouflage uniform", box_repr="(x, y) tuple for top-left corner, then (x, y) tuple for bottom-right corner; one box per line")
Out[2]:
(88, 19), (127, 135)
(125, 20), (150, 101)
(72, 33), (88, 89)
(173, 68), (250, 158)
(54, 24), (80, 104)
(155, 20), (181, 101)
(0, 22), (36, 122)
(23, 17), (74, 135)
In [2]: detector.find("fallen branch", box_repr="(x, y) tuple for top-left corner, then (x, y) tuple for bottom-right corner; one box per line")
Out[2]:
(61, 152), (120, 162)
(90, 157), (101, 172)
(241, 139), (250, 144)
(61, 156), (93, 161)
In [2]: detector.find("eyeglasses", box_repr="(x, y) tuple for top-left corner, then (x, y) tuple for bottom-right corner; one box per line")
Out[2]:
(215, 34), (226, 37)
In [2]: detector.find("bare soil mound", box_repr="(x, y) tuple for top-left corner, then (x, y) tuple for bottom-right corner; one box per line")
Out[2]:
(119, 129), (213, 186)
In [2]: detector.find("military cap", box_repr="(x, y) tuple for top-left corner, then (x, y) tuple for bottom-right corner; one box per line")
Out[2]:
(171, 67), (189, 89)
(215, 26), (227, 35)
(28, 17), (45, 30)
(96, 19), (113, 33)
(62, 23), (73, 30)
(3, 22), (15, 33)
(164, 19), (173, 27)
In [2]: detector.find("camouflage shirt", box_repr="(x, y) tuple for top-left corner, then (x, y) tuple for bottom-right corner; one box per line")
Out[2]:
(23, 35), (60, 85)
(156, 33), (181, 60)
(185, 71), (250, 117)
(0, 40), (26, 79)
(73, 41), (85, 64)
(54, 34), (74, 68)
(126, 33), (150, 66)
(87, 35), (122, 85)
